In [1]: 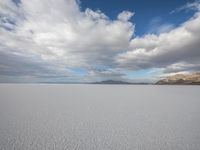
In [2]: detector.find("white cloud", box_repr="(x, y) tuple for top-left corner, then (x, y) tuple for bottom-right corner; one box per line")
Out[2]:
(170, 0), (200, 14)
(0, 0), (200, 82)
(0, 0), (135, 82)
(117, 11), (134, 22)
(147, 17), (175, 34)
(116, 4), (200, 75)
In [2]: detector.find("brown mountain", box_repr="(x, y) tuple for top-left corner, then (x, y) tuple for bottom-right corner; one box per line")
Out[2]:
(156, 73), (200, 85)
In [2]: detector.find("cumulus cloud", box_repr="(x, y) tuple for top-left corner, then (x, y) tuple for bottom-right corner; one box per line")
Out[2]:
(0, 0), (200, 82)
(117, 11), (134, 22)
(0, 0), (134, 82)
(116, 2), (200, 77)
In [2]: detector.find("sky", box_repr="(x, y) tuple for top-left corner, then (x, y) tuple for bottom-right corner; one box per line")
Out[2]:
(0, 0), (200, 83)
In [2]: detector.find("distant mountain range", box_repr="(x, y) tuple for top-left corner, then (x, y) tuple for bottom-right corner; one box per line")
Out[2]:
(156, 73), (200, 85)
(92, 80), (149, 85)
(38, 73), (200, 85)
(92, 73), (200, 85)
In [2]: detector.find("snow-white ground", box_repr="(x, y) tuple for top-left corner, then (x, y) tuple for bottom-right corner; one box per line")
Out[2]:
(0, 84), (200, 150)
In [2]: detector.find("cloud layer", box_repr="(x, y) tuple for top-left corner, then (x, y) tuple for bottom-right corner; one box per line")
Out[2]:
(0, 0), (200, 82)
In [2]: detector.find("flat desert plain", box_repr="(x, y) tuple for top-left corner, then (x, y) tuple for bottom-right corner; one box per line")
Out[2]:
(0, 84), (200, 150)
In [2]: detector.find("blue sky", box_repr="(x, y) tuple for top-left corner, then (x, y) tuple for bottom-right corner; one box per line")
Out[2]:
(0, 0), (200, 83)
(81, 0), (196, 36)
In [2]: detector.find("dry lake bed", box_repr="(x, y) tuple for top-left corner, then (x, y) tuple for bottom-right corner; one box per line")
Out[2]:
(0, 84), (200, 150)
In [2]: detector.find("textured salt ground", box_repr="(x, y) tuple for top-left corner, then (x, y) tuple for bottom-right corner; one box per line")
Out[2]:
(0, 84), (200, 150)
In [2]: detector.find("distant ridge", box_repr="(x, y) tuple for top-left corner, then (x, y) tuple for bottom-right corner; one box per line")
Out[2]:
(92, 80), (149, 85)
(156, 72), (200, 85)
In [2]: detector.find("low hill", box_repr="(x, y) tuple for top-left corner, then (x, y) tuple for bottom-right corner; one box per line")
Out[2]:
(92, 80), (132, 84)
(92, 80), (151, 85)
(156, 73), (200, 85)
